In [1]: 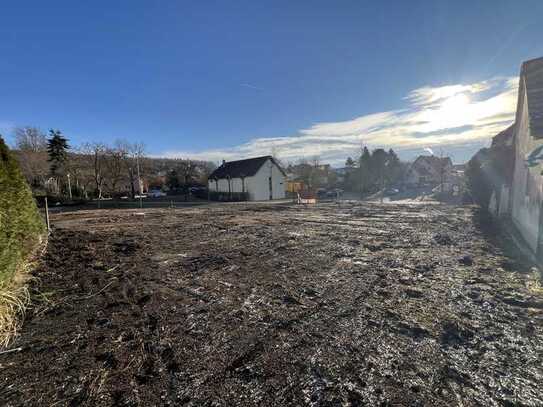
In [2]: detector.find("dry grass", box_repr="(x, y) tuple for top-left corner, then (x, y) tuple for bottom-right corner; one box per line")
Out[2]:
(0, 237), (47, 348)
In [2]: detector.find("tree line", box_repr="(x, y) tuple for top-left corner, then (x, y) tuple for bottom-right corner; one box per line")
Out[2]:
(343, 147), (406, 193)
(11, 126), (215, 199)
(283, 147), (406, 193)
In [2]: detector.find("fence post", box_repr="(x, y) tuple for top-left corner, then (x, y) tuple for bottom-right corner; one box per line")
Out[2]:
(44, 196), (51, 231)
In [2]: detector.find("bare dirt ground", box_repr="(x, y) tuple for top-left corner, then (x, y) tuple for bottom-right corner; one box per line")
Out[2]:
(1, 202), (542, 406)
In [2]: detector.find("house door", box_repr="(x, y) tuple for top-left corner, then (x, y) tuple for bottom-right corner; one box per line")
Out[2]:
(269, 176), (273, 200)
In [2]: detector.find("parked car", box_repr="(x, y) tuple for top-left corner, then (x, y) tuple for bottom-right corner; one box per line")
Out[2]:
(317, 188), (328, 198)
(385, 188), (400, 195)
(325, 188), (343, 198)
(148, 189), (166, 198)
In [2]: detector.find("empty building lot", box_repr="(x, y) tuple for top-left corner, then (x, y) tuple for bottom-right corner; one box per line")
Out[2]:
(1, 202), (542, 406)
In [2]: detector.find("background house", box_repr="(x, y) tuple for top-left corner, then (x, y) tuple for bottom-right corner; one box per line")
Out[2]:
(484, 125), (515, 217)
(406, 155), (453, 185)
(208, 156), (286, 201)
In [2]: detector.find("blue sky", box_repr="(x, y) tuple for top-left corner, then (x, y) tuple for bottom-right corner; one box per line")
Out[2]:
(1, 1), (543, 164)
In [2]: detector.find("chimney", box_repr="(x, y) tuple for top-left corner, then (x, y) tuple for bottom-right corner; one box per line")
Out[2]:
(222, 159), (226, 166)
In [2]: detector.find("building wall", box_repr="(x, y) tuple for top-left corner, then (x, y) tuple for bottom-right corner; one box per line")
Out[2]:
(208, 176), (252, 194)
(207, 158), (286, 200)
(406, 168), (423, 184)
(246, 159), (286, 200)
(511, 80), (543, 253)
(407, 160), (453, 185)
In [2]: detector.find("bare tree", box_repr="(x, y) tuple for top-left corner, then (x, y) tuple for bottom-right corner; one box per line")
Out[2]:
(66, 152), (94, 198)
(178, 160), (198, 186)
(114, 141), (146, 198)
(103, 145), (128, 195)
(11, 127), (49, 189)
(270, 145), (286, 169)
(14, 126), (47, 152)
(131, 142), (146, 197)
(80, 142), (107, 199)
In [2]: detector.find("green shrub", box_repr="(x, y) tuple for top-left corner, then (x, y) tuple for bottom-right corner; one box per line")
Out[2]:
(0, 137), (45, 287)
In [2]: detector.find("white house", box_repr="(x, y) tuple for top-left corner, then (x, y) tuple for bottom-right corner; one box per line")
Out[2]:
(510, 57), (543, 253)
(208, 156), (286, 201)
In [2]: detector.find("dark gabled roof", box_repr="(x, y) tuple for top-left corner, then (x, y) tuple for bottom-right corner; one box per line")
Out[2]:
(408, 155), (452, 177)
(209, 156), (286, 179)
(411, 155), (452, 169)
(521, 57), (543, 137)
(491, 124), (515, 148)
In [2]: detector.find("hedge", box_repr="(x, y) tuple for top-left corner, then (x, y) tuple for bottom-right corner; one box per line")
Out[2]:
(208, 191), (249, 202)
(0, 137), (45, 287)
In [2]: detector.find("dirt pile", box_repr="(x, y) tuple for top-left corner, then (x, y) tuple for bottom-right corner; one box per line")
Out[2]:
(1, 203), (542, 406)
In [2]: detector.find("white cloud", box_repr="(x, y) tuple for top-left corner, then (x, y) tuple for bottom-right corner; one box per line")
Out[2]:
(300, 111), (399, 137)
(162, 76), (519, 165)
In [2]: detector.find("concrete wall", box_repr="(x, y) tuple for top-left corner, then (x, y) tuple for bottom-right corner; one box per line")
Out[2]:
(511, 79), (543, 253)
(498, 185), (510, 216)
(207, 158), (286, 201)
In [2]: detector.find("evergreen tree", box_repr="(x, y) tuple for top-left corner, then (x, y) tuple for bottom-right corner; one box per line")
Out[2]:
(386, 148), (402, 184)
(47, 130), (69, 176)
(0, 136), (45, 285)
(344, 157), (356, 190)
(371, 148), (388, 188)
(358, 147), (371, 193)
(345, 157), (356, 168)
(466, 150), (492, 208)
(166, 169), (180, 190)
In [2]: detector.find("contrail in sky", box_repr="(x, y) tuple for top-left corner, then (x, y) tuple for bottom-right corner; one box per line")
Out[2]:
(240, 83), (263, 91)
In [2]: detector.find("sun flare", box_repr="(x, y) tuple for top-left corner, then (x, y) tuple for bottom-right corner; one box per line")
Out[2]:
(441, 93), (471, 113)
(416, 92), (474, 132)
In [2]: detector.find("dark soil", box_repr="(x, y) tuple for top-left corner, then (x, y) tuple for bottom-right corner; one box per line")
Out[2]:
(1, 203), (542, 406)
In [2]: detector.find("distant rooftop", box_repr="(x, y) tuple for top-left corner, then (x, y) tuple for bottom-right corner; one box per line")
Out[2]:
(209, 156), (285, 179)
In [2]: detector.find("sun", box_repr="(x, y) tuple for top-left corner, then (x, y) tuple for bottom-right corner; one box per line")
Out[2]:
(441, 93), (471, 115)
(417, 93), (473, 132)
